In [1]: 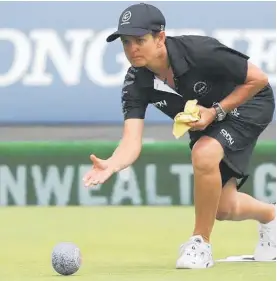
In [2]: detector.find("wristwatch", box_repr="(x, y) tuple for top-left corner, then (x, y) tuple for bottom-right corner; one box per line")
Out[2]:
(212, 103), (227, 121)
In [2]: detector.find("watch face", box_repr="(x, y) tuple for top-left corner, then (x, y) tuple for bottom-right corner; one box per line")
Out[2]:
(218, 112), (226, 121)
(213, 104), (226, 121)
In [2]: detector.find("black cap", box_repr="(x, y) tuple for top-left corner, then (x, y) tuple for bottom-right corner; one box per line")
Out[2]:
(106, 3), (166, 43)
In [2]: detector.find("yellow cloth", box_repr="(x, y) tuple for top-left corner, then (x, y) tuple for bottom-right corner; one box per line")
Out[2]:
(173, 99), (200, 139)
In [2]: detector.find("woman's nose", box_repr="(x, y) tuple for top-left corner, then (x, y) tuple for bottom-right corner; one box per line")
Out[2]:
(128, 42), (139, 53)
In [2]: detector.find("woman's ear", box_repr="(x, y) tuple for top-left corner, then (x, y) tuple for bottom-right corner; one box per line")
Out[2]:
(157, 31), (166, 47)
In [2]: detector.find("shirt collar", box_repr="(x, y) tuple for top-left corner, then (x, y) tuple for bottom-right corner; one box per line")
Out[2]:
(165, 36), (190, 77)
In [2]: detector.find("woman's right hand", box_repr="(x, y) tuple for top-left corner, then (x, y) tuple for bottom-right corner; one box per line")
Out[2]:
(83, 154), (115, 187)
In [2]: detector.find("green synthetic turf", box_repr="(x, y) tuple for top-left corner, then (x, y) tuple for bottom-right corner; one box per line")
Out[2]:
(0, 207), (275, 281)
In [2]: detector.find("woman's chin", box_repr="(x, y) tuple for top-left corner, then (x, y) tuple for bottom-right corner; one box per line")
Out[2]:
(131, 59), (146, 67)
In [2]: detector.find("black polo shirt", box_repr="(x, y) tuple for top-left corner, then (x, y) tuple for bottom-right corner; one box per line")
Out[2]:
(121, 35), (250, 121)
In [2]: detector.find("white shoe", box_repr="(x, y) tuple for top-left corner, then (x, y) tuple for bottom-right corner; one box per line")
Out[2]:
(254, 205), (276, 261)
(176, 235), (214, 269)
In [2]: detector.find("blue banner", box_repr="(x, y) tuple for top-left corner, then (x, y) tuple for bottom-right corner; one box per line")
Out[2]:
(0, 1), (275, 124)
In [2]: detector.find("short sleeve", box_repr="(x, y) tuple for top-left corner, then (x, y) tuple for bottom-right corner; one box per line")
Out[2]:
(196, 38), (249, 85)
(121, 67), (148, 120)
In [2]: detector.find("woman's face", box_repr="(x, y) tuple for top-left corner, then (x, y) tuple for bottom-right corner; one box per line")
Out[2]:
(121, 33), (163, 67)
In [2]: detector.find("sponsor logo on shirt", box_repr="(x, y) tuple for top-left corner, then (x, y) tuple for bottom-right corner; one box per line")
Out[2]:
(152, 100), (167, 108)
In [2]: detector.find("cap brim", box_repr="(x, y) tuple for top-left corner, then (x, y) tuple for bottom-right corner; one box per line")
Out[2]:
(106, 28), (151, 42)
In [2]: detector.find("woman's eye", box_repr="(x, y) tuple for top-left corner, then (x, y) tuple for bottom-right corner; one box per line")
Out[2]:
(122, 40), (130, 46)
(137, 39), (145, 44)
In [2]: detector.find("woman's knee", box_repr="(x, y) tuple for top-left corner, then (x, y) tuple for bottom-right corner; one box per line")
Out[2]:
(191, 136), (224, 172)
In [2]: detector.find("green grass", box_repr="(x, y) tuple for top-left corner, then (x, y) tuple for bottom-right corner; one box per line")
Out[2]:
(0, 207), (275, 281)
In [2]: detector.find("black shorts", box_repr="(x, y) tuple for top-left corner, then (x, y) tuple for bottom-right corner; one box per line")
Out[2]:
(189, 85), (275, 189)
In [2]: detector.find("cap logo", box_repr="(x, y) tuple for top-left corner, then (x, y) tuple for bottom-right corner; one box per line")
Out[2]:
(121, 11), (131, 25)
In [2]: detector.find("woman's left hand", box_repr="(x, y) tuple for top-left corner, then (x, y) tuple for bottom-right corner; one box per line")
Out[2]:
(187, 106), (217, 131)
